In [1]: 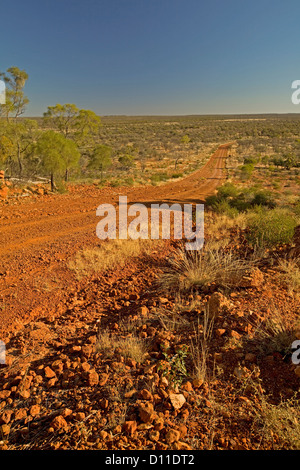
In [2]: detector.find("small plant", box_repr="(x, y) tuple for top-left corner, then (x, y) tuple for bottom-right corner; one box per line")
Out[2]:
(190, 308), (214, 384)
(160, 344), (189, 388)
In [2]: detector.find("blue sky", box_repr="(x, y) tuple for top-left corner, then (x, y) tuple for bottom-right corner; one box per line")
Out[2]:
(1, 0), (300, 116)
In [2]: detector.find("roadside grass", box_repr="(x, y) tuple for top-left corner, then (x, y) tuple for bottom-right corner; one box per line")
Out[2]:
(158, 245), (253, 294)
(245, 207), (298, 249)
(68, 238), (163, 279)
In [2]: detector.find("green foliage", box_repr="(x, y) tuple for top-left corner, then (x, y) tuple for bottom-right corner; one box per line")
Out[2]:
(118, 154), (135, 170)
(240, 162), (255, 179)
(181, 134), (190, 145)
(0, 66), (29, 119)
(246, 207), (298, 248)
(43, 103), (79, 137)
(43, 104), (101, 150)
(88, 144), (112, 179)
(35, 130), (80, 190)
(205, 183), (276, 214)
(150, 172), (168, 184)
(160, 344), (189, 387)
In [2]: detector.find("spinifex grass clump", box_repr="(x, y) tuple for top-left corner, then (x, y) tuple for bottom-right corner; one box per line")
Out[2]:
(245, 207), (298, 248)
(158, 245), (252, 293)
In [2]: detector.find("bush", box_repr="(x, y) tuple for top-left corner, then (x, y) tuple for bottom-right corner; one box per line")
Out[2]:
(210, 200), (239, 218)
(251, 190), (276, 209)
(205, 184), (276, 214)
(150, 172), (169, 184)
(246, 208), (298, 248)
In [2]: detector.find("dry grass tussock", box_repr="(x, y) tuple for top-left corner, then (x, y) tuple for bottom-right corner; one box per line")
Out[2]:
(96, 329), (147, 364)
(278, 258), (300, 296)
(158, 244), (253, 293)
(68, 238), (163, 279)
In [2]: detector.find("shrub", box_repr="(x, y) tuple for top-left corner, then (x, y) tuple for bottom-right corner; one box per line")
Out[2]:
(205, 184), (276, 214)
(251, 190), (276, 209)
(246, 208), (298, 248)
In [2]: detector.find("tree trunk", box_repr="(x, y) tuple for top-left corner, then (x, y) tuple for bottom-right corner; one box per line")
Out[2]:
(50, 173), (55, 192)
(17, 142), (23, 177)
(65, 168), (68, 182)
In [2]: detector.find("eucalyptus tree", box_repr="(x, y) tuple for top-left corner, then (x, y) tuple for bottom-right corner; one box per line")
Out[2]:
(0, 67), (29, 121)
(87, 144), (112, 181)
(35, 131), (80, 191)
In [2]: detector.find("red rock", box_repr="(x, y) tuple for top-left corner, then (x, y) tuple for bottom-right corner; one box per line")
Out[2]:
(14, 408), (27, 420)
(100, 399), (109, 409)
(0, 424), (10, 435)
(149, 430), (160, 441)
(20, 375), (33, 390)
(81, 344), (93, 357)
(124, 389), (137, 398)
(51, 415), (68, 430)
(81, 362), (91, 372)
(18, 390), (30, 399)
(139, 389), (153, 401)
(166, 429), (180, 443)
(181, 381), (193, 392)
(216, 328), (226, 336)
(74, 412), (85, 421)
(230, 330), (241, 339)
(173, 441), (192, 450)
(44, 366), (56, 379)
(178, 424), (188, 438)
(123, 420), (137, 436)
(0, 186), (9, 199)
(0, 410), (12, 424)
(139, 402), (155, 423)
(29, 405), (40, 417)
(138, 306), (149, 316)
(87, 370), (99, 386)
(154, 416), (164, 431)
(61, 408), (73, 418)
(47, 378), (58, 388)
(208, 292), (232, 318)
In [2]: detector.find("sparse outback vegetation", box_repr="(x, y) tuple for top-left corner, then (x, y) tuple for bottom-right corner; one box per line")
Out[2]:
(1, 89), (300, 450)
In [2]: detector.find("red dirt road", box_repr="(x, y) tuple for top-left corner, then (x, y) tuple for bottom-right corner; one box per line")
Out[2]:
(0, 143), (230, 340)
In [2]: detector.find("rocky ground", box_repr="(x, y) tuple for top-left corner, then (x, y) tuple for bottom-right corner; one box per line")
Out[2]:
(0, 228), (299, 451)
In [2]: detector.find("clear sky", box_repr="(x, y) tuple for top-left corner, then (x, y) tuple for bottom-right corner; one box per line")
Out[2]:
(1, 0), (300, 116)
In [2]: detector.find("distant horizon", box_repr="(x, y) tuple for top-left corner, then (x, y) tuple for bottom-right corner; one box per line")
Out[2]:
(20, 111), (300, 119)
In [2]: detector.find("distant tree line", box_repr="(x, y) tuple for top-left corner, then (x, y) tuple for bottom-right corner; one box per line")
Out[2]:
(1, 67), (300, 192)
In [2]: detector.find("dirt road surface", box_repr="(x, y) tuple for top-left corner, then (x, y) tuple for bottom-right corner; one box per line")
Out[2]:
(0, 143), (230, 340)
